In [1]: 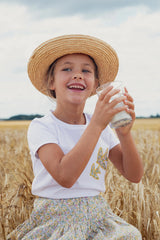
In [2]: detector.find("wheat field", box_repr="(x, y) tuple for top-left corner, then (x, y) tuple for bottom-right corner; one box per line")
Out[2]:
(0, 119), (160, 239)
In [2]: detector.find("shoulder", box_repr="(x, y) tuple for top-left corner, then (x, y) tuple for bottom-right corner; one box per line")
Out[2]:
(27, 112), (59, 152)
(27, 111), (59, 140)
(28, 111), (57, 130)
(28, 115), (49, 133)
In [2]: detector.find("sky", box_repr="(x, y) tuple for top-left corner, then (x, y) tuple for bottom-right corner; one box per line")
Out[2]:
(0, 0), (160, 119)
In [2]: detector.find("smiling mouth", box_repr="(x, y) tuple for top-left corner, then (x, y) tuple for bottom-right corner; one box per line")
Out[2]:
(67, 83), (86, 91)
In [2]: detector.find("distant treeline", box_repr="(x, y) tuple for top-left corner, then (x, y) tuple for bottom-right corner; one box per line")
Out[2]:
(1, 113), (160, 121)
(6, 114), (44, 121)
(137, 114), (160, 119)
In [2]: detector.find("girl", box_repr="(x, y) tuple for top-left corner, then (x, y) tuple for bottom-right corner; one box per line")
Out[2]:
(8, 34), (143, 239)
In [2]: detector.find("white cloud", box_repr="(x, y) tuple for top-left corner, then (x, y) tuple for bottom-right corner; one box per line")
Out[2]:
(0, 3), (160, 118)
(1, 0), (159, 18)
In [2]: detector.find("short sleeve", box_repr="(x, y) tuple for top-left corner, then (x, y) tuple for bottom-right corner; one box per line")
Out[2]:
(101, 125), (120, 151)
(27, 118), (58, 157)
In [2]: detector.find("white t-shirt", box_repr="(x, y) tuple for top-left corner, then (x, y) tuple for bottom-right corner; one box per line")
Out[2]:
(27, 111), (119, 199)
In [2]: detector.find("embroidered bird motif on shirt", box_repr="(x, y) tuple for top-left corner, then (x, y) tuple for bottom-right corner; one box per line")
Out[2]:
(90, 147), (109, 180)
(96, 147), (109, 170)
(90, 163), (101, 180)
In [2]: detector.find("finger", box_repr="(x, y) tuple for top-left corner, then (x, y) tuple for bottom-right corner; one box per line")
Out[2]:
(124, 100), (135, 110)
(113, 104), (127, 114)
(103, 88), (121, 103)
(124, 87), (128, 93)
(109, 95), (127, 108)
(126, 108), (136, 120)
(98, 85), (113, 100)
(124, 92), (134, 103)
(124, 88), (132, 98)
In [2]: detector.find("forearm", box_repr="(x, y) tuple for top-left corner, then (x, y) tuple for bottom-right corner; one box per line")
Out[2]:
(116, 131), (144, 183)
(59, 120), (102, 187)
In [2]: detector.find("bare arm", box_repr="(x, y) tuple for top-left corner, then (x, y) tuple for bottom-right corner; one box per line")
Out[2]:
(38, 86), (143, 187)
(109, 132), (144, 183)
(109, 89), (144, 183)
(38, 86), (126, 188)
(38, 121), (102, 188)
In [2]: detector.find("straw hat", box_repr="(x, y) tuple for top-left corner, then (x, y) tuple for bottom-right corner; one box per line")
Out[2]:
(28, 34), (119, 97)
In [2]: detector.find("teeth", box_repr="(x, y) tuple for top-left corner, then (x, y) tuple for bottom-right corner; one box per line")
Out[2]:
(68, 85), (85, 90)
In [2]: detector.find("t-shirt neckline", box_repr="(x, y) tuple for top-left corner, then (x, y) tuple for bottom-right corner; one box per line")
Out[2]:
(49, 110), (89, 128)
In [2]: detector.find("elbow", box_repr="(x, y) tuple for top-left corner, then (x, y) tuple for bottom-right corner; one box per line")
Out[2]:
(51, 165), (77, 188)
(131, 177), (142, 184)
(129, 170), (144, 184)
(57, 176), (76, 188)
(124, 162), (144, 183)
(60, 181), (75, 188)
(126, 176), (142, 184)
(135, 173), (144, 183)
(137, 167), (144, 183)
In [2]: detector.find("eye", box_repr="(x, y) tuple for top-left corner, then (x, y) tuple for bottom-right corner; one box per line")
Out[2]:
(82, 69), (91, 73)
(62, 68), (72, 72)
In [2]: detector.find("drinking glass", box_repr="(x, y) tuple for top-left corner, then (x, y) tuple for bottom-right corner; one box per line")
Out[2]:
(96, 81), (132, 128)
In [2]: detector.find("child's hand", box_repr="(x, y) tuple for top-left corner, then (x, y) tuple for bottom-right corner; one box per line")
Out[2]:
(92, 85), (127, 130)
(116, 87), (135, 136)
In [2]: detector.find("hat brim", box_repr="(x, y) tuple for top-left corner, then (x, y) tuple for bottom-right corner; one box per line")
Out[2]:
(28, 34), (119, 97)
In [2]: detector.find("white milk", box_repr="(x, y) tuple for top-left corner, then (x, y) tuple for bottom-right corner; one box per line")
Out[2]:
(96, 81), (132, 129)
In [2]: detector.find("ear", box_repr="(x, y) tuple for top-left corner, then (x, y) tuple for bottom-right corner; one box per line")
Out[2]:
(49, 80), (55, 90)
(93, 78), (99, 91)
(90, 78), (99, 95)
(95, 78), (99, 89)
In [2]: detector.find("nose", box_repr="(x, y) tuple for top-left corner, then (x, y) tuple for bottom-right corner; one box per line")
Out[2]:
(72, 73), (83, 81)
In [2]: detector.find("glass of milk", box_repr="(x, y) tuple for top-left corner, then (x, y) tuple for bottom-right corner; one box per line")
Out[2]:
(96, 81), (132, 129)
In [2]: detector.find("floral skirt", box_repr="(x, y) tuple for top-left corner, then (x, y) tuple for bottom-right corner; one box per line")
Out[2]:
(7, 195), (142, 240)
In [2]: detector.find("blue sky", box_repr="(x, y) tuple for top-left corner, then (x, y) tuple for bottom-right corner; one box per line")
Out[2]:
(0, 0), (160, 118)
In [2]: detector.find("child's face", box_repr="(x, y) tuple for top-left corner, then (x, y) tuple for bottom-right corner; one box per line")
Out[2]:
(50, 53), (98, 105)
